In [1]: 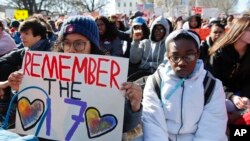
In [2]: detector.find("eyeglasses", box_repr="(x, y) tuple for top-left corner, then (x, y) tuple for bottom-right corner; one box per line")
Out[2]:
(212, 31), (223, 34)
(154, 28), (165, 33)
(133, 25), (142, 30)
(168, 53), (197, 63)
(62, 40), (89, 52)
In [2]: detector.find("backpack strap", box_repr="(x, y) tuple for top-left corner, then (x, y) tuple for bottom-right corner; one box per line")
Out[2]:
(203, 71), (216, 105)
(152, 69), (162, 100)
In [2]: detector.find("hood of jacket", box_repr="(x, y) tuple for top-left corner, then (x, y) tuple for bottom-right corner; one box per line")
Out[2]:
(149, 16), (170, 43)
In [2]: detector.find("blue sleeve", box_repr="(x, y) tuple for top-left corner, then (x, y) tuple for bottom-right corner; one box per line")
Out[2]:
(111, 37), (123, 57)
(123, 99), (142, 132)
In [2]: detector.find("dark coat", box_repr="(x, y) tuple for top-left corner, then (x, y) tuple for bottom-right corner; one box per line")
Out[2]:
(210, 44), (250, 99)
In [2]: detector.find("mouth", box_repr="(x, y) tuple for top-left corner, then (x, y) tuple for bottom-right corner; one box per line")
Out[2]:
(175, 68), (190, 77)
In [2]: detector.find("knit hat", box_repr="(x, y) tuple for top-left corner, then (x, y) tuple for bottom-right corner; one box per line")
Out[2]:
(165, 29), (200, 51)
(60, 15), (100, 48)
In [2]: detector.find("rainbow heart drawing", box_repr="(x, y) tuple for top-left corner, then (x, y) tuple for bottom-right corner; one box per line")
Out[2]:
(85, 107), (117, 138)
(17, 97), (45, 131)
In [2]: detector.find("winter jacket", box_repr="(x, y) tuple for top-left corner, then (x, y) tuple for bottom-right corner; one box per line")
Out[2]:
(123, 99), (142, 132)
(0, 38), (52, 86)
(199, 36), (214, 70)
(0, 31), (16, 56)
(142, 60), (228, 141)
(130, 16), (170, 73)
(99, 37), (123, 57)
(11, 31), (21, 45)
(210, 44), (250, 99)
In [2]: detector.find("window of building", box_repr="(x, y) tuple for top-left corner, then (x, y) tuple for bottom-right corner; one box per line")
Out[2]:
(124, 2), (126, 7)
(130, 2), (132, 7)
(118, 2), (120, 7)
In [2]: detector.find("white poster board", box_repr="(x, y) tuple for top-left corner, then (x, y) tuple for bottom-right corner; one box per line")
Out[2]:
(5, 9), (15, 19)
(0, 12), (5, 19)
(202, 8), (220, 19)
(16, 51), (128, 141)
(154, 7), (163, 16)
(175, 5), (189, 19)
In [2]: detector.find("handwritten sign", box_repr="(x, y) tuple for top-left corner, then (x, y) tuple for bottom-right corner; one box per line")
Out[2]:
(16, 51), (129, 141)
(202, 8), (220, 19)
(192, 28), (211, 41)
(14, 10), (28, 20)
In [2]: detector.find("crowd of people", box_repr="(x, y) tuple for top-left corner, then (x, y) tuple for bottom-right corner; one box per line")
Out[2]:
(0, 11), (249, 141)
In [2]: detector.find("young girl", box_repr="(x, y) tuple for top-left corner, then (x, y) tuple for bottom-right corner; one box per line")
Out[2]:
(142, 29), (228, 141)
(8, 15), (143, 139)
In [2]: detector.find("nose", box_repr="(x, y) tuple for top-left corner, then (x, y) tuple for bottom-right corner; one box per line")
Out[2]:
(69, 45), (76, 53)
(177, 58), (188, 66)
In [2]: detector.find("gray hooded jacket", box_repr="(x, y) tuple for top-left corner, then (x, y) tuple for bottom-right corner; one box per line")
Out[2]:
(130, 16), (170, 73)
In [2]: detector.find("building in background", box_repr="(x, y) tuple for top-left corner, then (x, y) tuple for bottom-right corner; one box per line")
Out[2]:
(115, 0), (138, 16)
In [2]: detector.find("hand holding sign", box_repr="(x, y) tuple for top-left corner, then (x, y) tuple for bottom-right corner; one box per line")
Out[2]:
(121, 82), (142, 112)
(8, 71), (24, 91)
(15, 51), (128, 141)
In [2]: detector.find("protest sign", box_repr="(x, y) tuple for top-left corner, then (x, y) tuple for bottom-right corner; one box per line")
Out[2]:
(15, 51), (128, 141)
(202, 8), (220, 19)
(192, 28), (211, 41)
(14, 9), (28, 20)
(175, 5), (189, 19)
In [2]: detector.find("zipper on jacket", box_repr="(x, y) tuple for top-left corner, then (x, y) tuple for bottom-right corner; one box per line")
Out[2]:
(176, 82), (185, 141)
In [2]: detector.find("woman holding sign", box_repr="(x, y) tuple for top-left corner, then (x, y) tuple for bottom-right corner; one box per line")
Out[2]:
(8, 15), (143, 140)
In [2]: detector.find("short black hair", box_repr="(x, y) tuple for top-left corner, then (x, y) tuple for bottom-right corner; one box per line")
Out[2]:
(19, 18), (47, 39)
(210, 23), (225, 30)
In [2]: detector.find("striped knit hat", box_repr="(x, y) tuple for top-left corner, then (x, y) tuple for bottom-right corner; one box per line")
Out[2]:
(60, 15), (100, 48)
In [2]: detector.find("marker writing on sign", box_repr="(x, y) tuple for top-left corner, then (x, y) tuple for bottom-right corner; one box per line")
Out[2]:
(23, 52), (121, 89)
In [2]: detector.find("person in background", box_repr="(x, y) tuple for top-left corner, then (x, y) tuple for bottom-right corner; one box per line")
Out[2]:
(95, 16), (123, 56)
(0, 20), (16, 57)
(48, 19), (58, 33)
(183, 14), (202, 30)
(116, 20), (126, 32)
(225, 15), (234, 29)
(8, 16), (143, 138)
(9, 20), (21, 45)
(129, 16), (170, 81)
(142, 29), (228, 141)
(0, 17), (52, 111)
(173, 16), (184, 30)
(116, 11), (145, 58)
(209, 16), (250, 116)
(121, 14), (130, 30)
(200, 23), (225, 69)
(125, 16), (150, 75)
